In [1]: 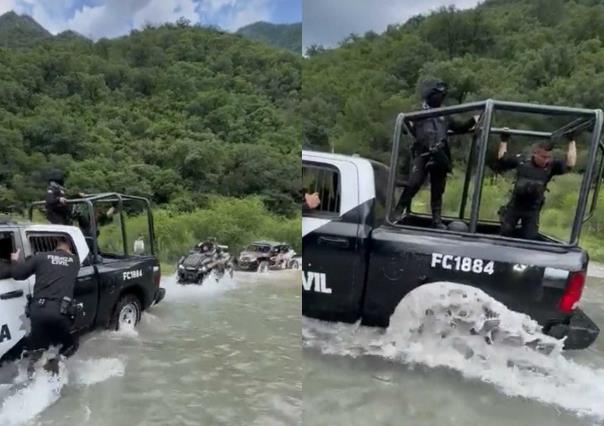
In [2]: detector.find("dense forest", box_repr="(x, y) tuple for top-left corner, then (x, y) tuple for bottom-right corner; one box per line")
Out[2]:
(237, 22), (301, 54)
(302, 0), (604, 257)
(0, 11), (301, 259)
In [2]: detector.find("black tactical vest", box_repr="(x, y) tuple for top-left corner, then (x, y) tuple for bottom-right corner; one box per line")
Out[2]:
(414, 116), (448, 154)
(511, 157), (552, 207)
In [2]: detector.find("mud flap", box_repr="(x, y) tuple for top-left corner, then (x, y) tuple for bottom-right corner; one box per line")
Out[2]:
(547, 308), (600, 350)
(0, 278), (32, 361)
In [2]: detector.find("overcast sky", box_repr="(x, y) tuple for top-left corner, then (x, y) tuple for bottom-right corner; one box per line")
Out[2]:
(0, 0), (301, 40)
(303, 0), (482, 50)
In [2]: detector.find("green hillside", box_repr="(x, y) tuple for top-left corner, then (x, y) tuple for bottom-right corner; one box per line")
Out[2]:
(237, 21), (301, 54)
(0, 11), (51, 47)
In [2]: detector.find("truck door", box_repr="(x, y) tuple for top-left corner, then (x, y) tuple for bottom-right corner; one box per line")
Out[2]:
(0, 229), (33, 360)
(26, 232), (99, 333)
(302, 153), (375, 323)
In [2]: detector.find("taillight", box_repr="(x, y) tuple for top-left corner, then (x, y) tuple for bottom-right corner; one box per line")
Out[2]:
(153, 265), (161, 287)
(558, 271), (586, 312)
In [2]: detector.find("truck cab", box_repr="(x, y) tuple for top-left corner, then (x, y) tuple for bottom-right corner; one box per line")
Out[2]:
(0, 193), (165, 363)
(302, 100), (604, 349)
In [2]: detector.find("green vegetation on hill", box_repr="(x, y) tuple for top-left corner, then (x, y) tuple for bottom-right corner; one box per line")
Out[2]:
(0, 11), (51, 47)
(237, 21), (301, 54)
(0, 12), (301, 254)
(302, 0), (604, 257)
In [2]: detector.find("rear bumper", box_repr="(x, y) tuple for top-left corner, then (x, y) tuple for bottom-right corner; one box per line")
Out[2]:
(546, 308), (600, 350)
(153, 288), (166, 305)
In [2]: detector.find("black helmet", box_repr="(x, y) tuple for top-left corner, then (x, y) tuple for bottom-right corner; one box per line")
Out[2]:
(421, 79), (448, 100)
(48, 169), (65, 186)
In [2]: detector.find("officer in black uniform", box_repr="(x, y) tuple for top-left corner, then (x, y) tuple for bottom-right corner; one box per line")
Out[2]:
(45, 170), (73, 225)
(394, 80), (478, 228)
(8, 237), (80, 373)
(496, 130), (577, 239)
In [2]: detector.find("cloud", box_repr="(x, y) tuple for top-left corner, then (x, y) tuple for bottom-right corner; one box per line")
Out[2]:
(303, 0), (482, 50)
(197, 0), (272, 30)
(0, 0), (21, 15)
(2, 0), (276, 39)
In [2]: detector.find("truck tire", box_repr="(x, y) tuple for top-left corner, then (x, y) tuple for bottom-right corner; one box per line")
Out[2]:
(289, 259), (300, 270)
(110, 294), (142, 331)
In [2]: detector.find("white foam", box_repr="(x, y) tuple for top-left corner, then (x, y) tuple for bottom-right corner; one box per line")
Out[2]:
(0, 355), (125, 425)
(162, 272), (238, 302)
(68, 357), (125, 386)
(303, 282), (604, 421)
(0, 358), (67, 426)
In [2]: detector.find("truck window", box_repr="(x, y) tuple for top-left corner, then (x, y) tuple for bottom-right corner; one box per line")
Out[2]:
(302, 164), (341, 215)
(28, 233), (76, 255)
(0, 232), (15, 264)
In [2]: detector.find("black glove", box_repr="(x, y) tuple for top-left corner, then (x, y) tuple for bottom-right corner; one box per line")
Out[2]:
(500, 127), (511, 142)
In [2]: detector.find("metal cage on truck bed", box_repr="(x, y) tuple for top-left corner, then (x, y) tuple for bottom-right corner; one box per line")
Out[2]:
(28, 192), (156, 258)
(386, 100), (604, 246)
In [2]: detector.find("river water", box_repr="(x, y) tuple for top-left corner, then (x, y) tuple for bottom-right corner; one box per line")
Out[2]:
(0, 271), (301, 426)
(303, 270), (604, 426)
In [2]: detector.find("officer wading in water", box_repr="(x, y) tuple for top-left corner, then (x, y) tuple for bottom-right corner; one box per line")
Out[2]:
(496, 129), (576, 239)
(394, 80), (478, 228)
(6, 237), (80, 375)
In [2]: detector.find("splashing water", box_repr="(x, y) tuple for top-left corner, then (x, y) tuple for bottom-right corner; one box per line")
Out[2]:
(163, 272), (238, 303)
(303, 282), (604, 421)
(0, 356), (68, 426)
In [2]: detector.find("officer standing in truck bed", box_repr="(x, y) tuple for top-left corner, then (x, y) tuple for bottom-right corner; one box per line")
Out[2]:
(496, 129), (577, 239)
(394, 79), (478, 228)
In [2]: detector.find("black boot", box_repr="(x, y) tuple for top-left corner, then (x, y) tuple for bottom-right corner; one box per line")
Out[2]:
(43, 357), (60, 376)
(431, 203), (447, 230)
(393, 193), (411, 223)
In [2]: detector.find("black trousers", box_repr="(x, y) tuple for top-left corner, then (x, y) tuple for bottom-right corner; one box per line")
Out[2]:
(397, 155), (447, 215)
(28, 300), (78, 357)
(499, 203), (540, 240)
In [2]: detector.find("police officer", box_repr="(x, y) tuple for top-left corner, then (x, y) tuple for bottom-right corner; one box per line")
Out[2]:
(496, 130), (577, 239)
(9, 237), (80, 374)
(394, 79), (478, 228)
(45, 170), (81, 225)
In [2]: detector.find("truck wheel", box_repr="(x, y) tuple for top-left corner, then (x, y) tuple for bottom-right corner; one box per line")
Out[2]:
(258, 261), (269, 273)
(111, 294), (142, 331)
(289, 260), (300, 270)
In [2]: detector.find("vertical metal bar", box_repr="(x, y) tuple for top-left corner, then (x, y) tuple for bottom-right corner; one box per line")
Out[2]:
(470, 100), (495, 233)
(117, 194), (128, 256)
(145, 198), (155, 256)
(86, 200), (98, 259)
(571, 110), (603, 244)
(459, 134), (477, 219)
(386, 113), (405, 223)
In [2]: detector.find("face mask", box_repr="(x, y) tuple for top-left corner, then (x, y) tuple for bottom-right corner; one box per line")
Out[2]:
(426, 92), (445, 108)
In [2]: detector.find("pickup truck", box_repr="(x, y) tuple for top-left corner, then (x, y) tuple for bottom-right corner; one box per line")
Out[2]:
(0, 193), (165, 364)
(302, 100), (604, 350)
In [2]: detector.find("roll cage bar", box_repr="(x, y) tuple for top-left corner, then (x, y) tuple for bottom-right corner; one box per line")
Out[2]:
(386, 99), (604, 246)
(28, 192), (156, 258)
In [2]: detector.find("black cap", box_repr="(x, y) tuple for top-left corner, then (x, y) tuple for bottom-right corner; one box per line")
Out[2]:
(48, 169), (65, 185)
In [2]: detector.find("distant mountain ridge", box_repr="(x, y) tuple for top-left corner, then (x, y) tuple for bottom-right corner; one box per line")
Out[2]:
(0, 11), (52, 47)
(236, 21), (301, 54)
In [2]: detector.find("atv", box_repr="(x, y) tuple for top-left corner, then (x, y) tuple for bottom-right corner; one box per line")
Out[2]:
(177, 243), (234, 284)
